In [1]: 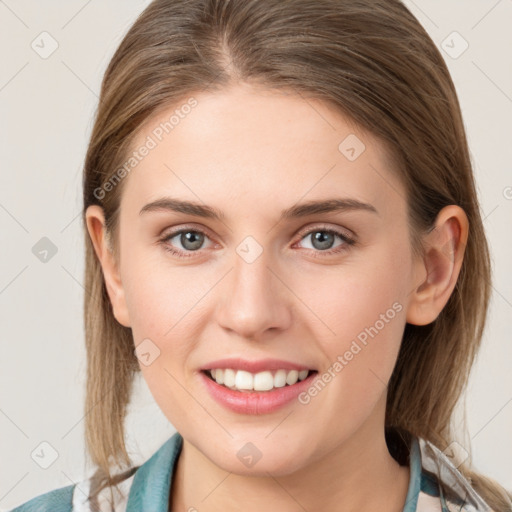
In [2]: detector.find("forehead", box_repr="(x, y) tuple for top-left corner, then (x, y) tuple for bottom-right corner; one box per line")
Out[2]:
(121, 83), (406, 222)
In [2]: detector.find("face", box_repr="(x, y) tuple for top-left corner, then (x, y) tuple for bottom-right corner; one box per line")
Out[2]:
(93, 82), (424, 476)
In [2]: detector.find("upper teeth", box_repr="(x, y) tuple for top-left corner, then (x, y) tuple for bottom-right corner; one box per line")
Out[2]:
(209, 368), (310, 392)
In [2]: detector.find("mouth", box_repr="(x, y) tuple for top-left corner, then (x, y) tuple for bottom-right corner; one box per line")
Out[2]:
(200, 367), (320, 414)
(201, 368), (318, 392)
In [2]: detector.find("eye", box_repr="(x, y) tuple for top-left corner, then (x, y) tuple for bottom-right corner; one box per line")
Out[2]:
(159, 227), (213, 258)
(294, 226), (355, 256)
(158, 224), (356, 259)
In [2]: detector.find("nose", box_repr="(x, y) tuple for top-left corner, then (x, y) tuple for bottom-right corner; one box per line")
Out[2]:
(215, 249), (292, 340)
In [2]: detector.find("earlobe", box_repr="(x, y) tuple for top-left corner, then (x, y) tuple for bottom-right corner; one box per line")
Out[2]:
(85, 205), (131, 328)
(406, 205), (468, 326)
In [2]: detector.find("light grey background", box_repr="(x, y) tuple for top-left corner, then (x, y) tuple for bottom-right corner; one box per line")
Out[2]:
(1, 0), (511, 509)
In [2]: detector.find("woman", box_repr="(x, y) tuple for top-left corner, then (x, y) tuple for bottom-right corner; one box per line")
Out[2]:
(11, 0), (512, 510)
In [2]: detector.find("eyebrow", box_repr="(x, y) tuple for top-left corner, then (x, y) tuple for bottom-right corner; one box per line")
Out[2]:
(139, 197), (378, 221)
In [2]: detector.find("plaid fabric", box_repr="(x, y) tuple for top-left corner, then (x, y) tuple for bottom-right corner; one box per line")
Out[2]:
(11, 430), (492, 512)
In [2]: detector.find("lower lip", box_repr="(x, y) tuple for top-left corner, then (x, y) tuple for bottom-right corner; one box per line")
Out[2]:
(199, 370), (318, 415)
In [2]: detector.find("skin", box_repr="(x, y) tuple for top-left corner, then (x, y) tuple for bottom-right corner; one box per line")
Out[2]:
(86, 82), (468, 512)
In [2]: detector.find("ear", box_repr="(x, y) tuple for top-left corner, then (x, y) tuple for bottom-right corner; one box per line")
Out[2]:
(85, 205), (131, 328)
(406, 205), (469, 326)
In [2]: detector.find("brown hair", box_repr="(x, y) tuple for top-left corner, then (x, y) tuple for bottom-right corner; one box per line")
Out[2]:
(82, 0), (512, 509)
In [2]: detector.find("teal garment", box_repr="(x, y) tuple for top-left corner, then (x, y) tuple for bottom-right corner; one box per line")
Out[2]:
(9, 485), (74, 512)
(9, 431), (491, 511)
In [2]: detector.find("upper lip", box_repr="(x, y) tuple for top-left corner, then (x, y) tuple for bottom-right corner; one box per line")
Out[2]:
(200, 358), (316, 373)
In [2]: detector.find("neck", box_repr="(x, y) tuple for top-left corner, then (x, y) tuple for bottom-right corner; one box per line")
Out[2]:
(169, 395), (410, 512)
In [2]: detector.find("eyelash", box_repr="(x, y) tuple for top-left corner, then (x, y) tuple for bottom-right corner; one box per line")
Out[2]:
(158, 224), (356, 259)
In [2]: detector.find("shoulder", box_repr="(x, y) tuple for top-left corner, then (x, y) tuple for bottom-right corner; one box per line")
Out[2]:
(71, 431), (183, 511)
(71, 466), (138, 511)
(9, 483), (75, 512)
(10, 432), (183, 512)
(8, 468), (138, 512)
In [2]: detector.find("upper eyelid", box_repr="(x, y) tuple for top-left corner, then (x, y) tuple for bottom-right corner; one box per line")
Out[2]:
(295, 223), (353, 239)
(161, 223), (217, 243)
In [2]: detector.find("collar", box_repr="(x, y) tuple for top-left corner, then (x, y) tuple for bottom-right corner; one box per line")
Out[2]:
(126, 431), (183, 511)
(123, 430), (490, 512)
(403, 436), (423, 511)
(417, 437), (491, 511)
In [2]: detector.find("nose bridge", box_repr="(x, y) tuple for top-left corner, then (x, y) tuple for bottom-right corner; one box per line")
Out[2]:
(216, 242), (290, 338)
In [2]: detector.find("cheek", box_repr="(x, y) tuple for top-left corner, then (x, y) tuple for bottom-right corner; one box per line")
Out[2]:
(295, 248), (409, 401)
(120, 238), (199, 336)
(120, 253), (204, 422)
(120, 250), (213, 403)
(299, 248), (407, 337)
